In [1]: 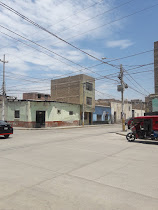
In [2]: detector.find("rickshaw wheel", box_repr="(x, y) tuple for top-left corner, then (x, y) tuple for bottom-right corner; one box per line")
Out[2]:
(126, 132), (135, 142)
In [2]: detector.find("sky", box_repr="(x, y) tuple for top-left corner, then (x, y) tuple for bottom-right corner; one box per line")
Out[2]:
(0, 0), (157, 101)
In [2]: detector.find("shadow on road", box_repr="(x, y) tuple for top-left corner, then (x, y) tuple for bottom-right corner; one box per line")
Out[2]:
(133, 140), (158, 145)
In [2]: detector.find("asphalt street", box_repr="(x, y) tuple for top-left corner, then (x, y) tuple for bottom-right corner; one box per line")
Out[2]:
(0, 124), (158, 210)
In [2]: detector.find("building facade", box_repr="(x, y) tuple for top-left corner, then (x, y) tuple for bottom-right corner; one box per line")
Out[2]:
(51, 74), (95, 125)
(5, 100), (80, 128)
(96, 99), (145, 123)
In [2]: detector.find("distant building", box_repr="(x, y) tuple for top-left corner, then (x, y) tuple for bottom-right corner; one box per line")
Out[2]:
(96, 98), (145, 123)
(51, 74), (95, 125)
(23, 92), (51, 101)
(93, 105), (111, 124)
(131, 99), (145, 110)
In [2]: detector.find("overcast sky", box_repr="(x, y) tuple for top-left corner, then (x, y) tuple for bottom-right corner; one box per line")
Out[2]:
(0, 0), (157, 100)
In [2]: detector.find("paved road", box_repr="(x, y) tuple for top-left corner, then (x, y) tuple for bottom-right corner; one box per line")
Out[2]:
(0, 124), (158, 210)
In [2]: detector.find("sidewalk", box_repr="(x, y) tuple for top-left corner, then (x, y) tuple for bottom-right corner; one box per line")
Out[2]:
(13, 124), (114, 130)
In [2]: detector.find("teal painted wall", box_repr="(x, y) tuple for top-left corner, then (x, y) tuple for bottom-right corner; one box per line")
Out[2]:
(29, 101), (80, 122)
(152, 98), (158, 112)
(7, 101), (28, 121)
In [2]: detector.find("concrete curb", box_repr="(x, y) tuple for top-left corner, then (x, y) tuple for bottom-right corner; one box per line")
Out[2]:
(116, 132), (128, 137)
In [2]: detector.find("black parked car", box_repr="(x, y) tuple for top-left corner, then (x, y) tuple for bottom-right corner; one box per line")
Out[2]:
(0, 120), (13, 138)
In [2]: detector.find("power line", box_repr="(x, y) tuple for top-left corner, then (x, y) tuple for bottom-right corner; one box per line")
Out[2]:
(28, 0), (104, 40)
(0, 25), (120, 88)
(4, 61), (154, 90)
(50, 3), (158, 46)
(49, 0), (104, 28)
(124, 69), (150, 95)
(35, 0), (134, 43)
(0, 29), (155, 82)
(128, 85), (147, 97)
(0, 1), (120, 68)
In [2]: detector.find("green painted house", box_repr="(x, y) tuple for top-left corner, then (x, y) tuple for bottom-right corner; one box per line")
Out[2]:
(5, 100), (80, 128)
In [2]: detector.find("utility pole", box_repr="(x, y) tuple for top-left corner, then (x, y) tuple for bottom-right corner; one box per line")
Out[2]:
(118, 64), (128, 131)
(0, 55), (8, 121)
(120, 64), (125, 131)
(82, 83), (85, 126)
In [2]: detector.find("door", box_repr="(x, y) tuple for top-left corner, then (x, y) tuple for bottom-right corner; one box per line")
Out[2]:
(36, 111), (45, 127)
(114, 112), (116, 123)
(132, 110), (135, 118)
(89, 112), (92, 125)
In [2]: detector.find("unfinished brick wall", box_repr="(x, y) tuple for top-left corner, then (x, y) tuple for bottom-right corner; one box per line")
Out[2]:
(23, 93), (51, 101)
(51, 74), (95, 110)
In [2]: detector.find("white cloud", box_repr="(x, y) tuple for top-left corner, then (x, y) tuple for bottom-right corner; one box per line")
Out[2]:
(106, 39), (134, 49)
(0, 0), (127, 98)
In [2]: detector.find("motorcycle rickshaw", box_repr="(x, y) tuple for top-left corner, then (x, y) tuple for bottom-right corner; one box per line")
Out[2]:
(126, 116), (158, 142)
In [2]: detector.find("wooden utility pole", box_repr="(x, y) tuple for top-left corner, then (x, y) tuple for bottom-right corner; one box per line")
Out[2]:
(0, 55), (8, 121)
(120, 64), (125, 131)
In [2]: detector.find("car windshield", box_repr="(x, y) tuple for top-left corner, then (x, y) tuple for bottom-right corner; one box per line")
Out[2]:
(0, 120), (8, 125)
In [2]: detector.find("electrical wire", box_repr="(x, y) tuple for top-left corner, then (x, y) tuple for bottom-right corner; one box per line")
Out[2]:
(35, 0), (134, 43)
(0, 30), (156, 84)
(49, 3), (158, 46)
(0, 1), (123, 68)
(0, 25), (120, 87)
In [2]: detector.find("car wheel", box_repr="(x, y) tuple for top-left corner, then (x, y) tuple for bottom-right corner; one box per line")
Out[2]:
(126, 132), (135, 142)
(4, 135), (10, 139)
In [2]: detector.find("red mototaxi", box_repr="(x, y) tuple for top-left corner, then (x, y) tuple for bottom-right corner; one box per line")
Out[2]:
(126, 116), (158, 142)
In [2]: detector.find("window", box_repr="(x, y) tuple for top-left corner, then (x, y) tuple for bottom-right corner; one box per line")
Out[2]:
(86, 97), (92, 105)
(45, 95), (48, 99)
(15, 110), (20, 118)
(69, 111), (73, 115)
(57, 110), (61, 114)
(38, 94), (41, 99)
(129, 106), (131, 111)
(86, 82), (93, 91)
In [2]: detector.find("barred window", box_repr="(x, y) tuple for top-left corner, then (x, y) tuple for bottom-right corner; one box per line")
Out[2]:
(86, 97), (92, 105)
(57, 110), (61, 114)
(86, 82), (93, 91)
(15, 110), (20, 118)
(69, 111), (73, 115)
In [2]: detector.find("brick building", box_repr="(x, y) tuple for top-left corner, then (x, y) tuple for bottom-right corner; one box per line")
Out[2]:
(51, 74), (95, 125)
(131, 99), (145, 110)
(23, 92), (51, 101)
